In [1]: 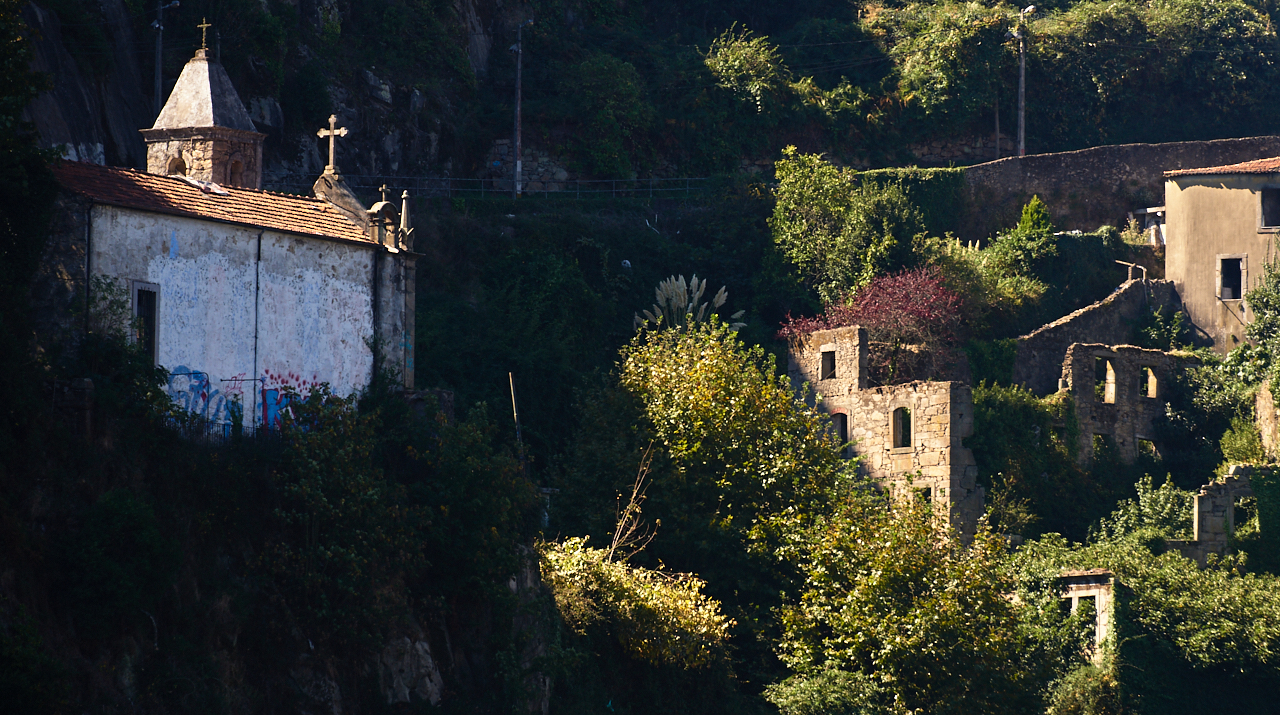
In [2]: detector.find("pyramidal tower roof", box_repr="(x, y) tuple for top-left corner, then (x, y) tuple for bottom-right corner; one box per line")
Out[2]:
(151, 49), (256, 132)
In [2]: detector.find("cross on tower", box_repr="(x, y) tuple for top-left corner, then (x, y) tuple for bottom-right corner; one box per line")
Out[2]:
(317, 114), (348, 175)
(198, 18), (212, 50)
(379, 185), (389, 202)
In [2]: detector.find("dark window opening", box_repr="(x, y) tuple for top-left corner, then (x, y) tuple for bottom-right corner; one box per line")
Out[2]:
(1221, 258), (1242, 300)
(833, 413), (848, 448)
(1142, 366), (1157, 398)
(167, 156), (187, 176)
(1263, 188), (1280, 228)
(892, 407), (911, 448)
(919, 487), (932, 504)
(135, 288), (157, 364)
(229, 160), (244, 186)
(820, 350), (836, 380)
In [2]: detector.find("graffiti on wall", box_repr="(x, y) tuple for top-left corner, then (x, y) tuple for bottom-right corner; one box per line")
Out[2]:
(167, 366), (246, 425)
(260, 367), (320, 429)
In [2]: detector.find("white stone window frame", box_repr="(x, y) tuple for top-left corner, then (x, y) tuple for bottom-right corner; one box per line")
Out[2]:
(1215, 253), (1248, 302)
(1258, 185), (1280, 233)
(1137, 364), (1159, 400)
(131, 279), (161, 366)
(889, 399), (915, 454)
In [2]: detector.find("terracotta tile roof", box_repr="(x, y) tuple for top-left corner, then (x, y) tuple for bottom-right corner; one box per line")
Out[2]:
(1165, 156), (1280, 177)
(53, 160), (371, 244)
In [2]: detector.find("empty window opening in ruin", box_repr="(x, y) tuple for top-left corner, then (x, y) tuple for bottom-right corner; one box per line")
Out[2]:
(820, 350), (836, 380)
(1092, 434), (1115, 458)
(133, 283), (159, 365)
(1138, 439), (1159, 460)
(1094, 358), (1116, 403)
(918, 487), (932, 505)
(1074, 595), (1098, 650)
(229, 160), (244, 186)
(832, 412), (849, 455)
(892, 407), (912, 448)
(166, 156), (187, 176)
(1141, 366), (1157, 398)
(1220, 257), (1243, 300)
(1263, 188), (1280, 228)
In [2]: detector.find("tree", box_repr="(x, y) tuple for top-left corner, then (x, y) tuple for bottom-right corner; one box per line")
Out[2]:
(704, 25), (792, 113)
(775, 496), (1041, 715)
(779, 266), (963, 384)
(771, 147), (925, 304)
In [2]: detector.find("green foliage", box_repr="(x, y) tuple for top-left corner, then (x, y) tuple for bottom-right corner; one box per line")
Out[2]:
(778, 495), (1039, 715)
(770, 147), (924, 303)
(969, 383), (1105, 538)
(704, 25), (791, 113)
(764, 667), (894, 715)
(964, 338), (1018, 386)
(1019, 195), (1055, 234)
(1046, 663), (1123, 715)
(1131, 305), (1190, 352)
(1155, 357), (1255, 487)
(61, 489), (180, 639)
(1015, 531), (1280, 683)
(867, 2), (1010, 130)
(540, 537), (731, 668)
(1091, 475), (1193, 542)
(264, 386), (421, 654)
(564, 53), (655, 178)
(618, 320), (848, 550)
(857, 167), (968, 238)
(1220, 416), (1266, 466)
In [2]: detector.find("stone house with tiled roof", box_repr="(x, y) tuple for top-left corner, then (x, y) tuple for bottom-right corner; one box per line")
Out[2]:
(34, 46), (416, 431)
(1164, 156), (1280, 353)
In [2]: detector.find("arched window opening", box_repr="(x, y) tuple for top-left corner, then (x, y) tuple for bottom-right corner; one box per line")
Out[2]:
(228, 160), (244, 186)
(166, 156), (187, 176)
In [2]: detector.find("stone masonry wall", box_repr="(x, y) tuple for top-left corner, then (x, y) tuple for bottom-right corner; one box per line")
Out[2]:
(1061, 343), (1183, 466)
(1168, 468), (1254, 566)
(1014, 279), (1182, 397)
(961, 135), (1280, 241)
(787, 325), (984, 536)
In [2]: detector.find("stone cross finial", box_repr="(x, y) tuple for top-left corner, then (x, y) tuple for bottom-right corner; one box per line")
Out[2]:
(317, 114), (348, 175)
(379, 184), (388, 202)
(198, 18), (212, 50)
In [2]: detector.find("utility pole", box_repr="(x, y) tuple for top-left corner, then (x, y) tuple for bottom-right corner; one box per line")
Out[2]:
(512, 19), (533, 199)
(151, 0), (180, 119)
(1017, 5), (1035, 157)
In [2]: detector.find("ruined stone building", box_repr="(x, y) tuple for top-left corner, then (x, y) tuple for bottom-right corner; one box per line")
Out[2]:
(787, 326), (985, 536)
(1164, 156), (1280, 353)
(34, 46), (417, 431)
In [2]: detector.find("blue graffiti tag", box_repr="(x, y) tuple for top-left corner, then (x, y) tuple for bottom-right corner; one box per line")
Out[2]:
(167, 366), (232, 423)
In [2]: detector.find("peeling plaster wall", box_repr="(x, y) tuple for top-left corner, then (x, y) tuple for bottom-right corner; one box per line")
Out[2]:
(89, 206), (375, 426)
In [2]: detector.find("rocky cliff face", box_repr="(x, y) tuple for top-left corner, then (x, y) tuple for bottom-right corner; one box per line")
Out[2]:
(22, 0), (153, 168)
(21, 0), (500, 192)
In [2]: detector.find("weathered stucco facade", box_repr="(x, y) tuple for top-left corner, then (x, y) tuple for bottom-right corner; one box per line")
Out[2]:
(1060, 343), (1182, 466)
(787, 326), (984, 536)
(1164, 159), (1280, 353)
(45, 161), (417, 431)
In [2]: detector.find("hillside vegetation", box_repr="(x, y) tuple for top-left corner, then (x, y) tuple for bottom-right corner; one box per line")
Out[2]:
(9, 1), (1280, 714)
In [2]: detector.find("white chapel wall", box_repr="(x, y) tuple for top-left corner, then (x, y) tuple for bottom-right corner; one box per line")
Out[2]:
(89, 206), (375, 428)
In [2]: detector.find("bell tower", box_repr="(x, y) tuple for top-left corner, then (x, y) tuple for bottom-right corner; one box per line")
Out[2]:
(139, 20), (264, 188)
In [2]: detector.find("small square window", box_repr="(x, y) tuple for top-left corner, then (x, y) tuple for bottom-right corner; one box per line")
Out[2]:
(820, 350), (836, 380)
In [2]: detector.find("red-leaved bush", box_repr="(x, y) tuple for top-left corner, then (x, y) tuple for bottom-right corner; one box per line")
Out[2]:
(779, 267), (964, 385)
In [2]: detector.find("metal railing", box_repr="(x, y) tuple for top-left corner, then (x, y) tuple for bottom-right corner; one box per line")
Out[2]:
(262, 173), (713, 200)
